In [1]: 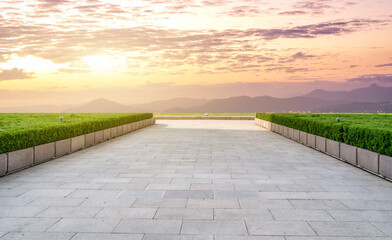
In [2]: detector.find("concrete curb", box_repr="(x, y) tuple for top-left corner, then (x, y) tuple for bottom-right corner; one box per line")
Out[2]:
(0, 118), (155, 177)
(255, 118), (391, 181)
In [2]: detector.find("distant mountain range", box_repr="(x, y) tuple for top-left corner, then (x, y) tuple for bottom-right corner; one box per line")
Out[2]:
(1, 84), (391, 113)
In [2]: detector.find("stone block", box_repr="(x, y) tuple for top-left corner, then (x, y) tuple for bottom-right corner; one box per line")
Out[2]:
(278, 125), (284, 135)
(8, 148), (34, 172)
(283, 127), (289, 138)
(85, 133), (95, 148)
(288, 128), (294, 139)
(307, 134), (316, 148)
(299, 131), (307, 145)
(270, 123), (276, 132)
(34, 142), (55, 164)
(121, 124), (128, 134)
(94, 131), (104, 144)
(358, 148), (379, 173)
(110, 127), (118, 138)
(340, 143), (357, 165)
(379, 155), (392, 179)
(103, 129), (110, 141)
(117, 125), (123, 136)
(56, 139), (71, 157)
(128, 123), (134, 132)
(316, 136), (326, 152)
(71, 135), (85, 152)
(293, 130), (300, 142)
(326, 139), (340, 158)
(0, 154), (7, 176)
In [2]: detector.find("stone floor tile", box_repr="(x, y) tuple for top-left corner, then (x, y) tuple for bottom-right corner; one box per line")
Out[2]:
(142, 234), (213, 240)
(290, 199), (349, 209)
(132, 198), (187, 208)
(341, 200), (392, 210)
(214, 236), (285, 240)
(246, 220), (316, 236)
(0, 217), (60, 232)
(214, 208), (273, 220)
(117, 190), (166, 199)
(48, 218), (119, 233)
(71, 233), (143, 240)
(327, 210), (392, 222)
(0, 206), (46, 217)
(0, 232), (74, 240)
(286, 237), (355, 240)
(214, 191), (261, 199)
(155, 208), (212, 220)
(181, 220), (247, 234)
(164, 190), (213, 199)
(309, 222), (384, 237)
(146, 184), (190, 191)
(114, 219), (182, 234)
(186, 199), (239, 209)
(239, 199), (294, 209)
(37, 206), (102, 218)
(371, 222), (392, 235)
(95, 207), (157, 219)
(270, 209), (335, 221)
(20, 189), (74, 198)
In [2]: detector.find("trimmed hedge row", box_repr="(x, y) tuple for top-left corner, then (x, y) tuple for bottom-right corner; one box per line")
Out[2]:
(0, 113), (153, 154)
(256, 113), (392, 157)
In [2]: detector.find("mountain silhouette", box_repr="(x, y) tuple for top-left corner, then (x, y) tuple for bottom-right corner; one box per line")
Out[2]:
(64, 98), (144, 113)
(304, 83), (392, 102)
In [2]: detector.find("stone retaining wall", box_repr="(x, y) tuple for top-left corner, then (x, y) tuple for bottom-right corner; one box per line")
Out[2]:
(255, 118), (392, 180)
(0, 118), (155, 177)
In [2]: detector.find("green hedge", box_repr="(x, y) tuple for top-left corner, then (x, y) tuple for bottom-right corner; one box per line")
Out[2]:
(0, 113), (153, 154)
(256, 113), (392, 157)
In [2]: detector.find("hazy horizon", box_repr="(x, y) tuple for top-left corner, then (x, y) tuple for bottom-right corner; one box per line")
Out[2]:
(1, 0), (392, 107)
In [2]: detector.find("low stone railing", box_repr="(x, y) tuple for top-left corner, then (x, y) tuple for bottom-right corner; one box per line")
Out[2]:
(256, 118), (392, 180)
(0, 118), (155, 177)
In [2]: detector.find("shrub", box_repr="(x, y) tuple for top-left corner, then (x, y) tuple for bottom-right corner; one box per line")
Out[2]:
(0, 113), (153, 154)
(256, 113), (392, 156)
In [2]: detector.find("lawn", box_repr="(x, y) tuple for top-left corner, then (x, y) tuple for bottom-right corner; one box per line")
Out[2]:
(256, 113), (392, 156)
(154, 113), (256, 116)
(0, 113), (153, 154)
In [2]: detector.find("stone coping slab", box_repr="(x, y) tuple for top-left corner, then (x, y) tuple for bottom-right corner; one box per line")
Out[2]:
(0, 118), (155, 177)
(255, 119), (391, 181)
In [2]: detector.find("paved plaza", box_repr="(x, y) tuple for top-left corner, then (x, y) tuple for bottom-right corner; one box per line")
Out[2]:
(0, 120), (392, 239)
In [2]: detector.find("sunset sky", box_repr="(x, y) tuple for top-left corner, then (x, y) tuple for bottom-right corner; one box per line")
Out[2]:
(0, 0), (391, 107)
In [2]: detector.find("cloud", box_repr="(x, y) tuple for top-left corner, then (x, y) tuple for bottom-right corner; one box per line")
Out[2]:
(279, 11), (307, 16)
(0, 68), (34, 81)
(375, 63), (392, 68)
(347, 74), (392, 84)
(219, 6), (264, 17)
(265, 66), (310, 73)
(293, 0), (333, 10)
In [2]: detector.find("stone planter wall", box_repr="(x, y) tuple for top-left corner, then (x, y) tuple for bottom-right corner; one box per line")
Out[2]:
(255, 118), (392, 180)
(0, 118), (155, 177)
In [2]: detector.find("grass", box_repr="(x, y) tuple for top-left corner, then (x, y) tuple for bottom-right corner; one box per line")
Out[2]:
(154, 113), (256, 116)
(256, 113), (392, 156)
(0, 113), (153, 154)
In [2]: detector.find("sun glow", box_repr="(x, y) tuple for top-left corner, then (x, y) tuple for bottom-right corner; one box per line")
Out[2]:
(82, 55), (127, 73)
(0, 55), (63, 73)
